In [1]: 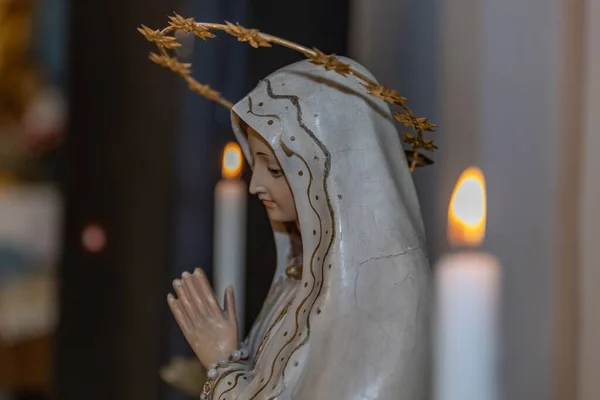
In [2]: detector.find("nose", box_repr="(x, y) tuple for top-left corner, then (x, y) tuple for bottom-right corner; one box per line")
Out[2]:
(249, 167), (266, 195)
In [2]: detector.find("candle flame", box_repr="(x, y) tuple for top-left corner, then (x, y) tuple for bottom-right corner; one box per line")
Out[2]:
(222, 142), (243, 179)
(448, 167), (487, 246)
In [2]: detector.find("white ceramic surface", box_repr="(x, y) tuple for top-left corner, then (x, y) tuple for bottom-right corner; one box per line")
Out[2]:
(210, 58), (431, 399)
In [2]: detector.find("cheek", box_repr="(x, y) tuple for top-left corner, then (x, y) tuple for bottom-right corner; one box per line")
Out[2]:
(272, 181), (296, 210)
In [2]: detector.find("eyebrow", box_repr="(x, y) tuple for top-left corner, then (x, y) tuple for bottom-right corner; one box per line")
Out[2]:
(250, 151), (272, 167)
(253, 152), (278, 168)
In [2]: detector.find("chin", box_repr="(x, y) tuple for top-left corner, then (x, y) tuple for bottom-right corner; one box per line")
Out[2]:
(266, 209), (295, 224)
(267, 213), (287, 223)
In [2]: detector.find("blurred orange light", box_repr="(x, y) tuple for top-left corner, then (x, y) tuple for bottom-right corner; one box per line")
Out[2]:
(222, 142), (243, 179)
(82, 223), (107, 253)
(448, 167), (487, 246)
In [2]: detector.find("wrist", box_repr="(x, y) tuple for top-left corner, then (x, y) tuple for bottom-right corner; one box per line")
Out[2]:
(206, 346), (249, 379)
(201, 346), (250, 400)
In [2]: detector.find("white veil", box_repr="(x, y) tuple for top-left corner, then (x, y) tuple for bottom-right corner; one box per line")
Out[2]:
(229, 58), (431, 399)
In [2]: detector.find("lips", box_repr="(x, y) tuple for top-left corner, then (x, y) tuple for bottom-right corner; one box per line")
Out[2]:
(262, 199), (276, 208)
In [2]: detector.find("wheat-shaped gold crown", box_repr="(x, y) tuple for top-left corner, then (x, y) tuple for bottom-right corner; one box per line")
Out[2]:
(139, 13), (438, 171)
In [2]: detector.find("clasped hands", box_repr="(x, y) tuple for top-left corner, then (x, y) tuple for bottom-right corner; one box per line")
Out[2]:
(167, 268), (239, 369)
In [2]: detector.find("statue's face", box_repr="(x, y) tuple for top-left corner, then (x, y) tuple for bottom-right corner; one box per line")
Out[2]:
(247, 127), (297, 223)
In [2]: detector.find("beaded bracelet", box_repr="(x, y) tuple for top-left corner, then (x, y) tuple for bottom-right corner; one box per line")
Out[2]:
(206, 347), (249, 379)
(201, 347), (250, 400)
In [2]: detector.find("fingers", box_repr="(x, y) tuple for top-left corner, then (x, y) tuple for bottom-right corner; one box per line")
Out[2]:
(224, 286), (237, 323)
(180, 271), (208, 317)
(191, 268), (221, 315)
(172, 278), (200, 323)
(173, 269), (221, 321)
(167, 294), (193, 337)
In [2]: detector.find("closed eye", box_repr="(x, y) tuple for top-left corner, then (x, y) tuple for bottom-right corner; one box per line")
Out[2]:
(268, 168), (283, 178)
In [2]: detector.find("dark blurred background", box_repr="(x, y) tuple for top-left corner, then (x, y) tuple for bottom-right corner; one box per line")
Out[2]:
(0, 0), (598, 399)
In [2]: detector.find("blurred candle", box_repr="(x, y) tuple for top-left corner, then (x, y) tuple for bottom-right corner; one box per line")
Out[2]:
(214, 142), (247, 334)
(434, 167), (501, 400)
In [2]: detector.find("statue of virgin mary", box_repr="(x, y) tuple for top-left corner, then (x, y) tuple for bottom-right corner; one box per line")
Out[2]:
(168, 57), (431, 399)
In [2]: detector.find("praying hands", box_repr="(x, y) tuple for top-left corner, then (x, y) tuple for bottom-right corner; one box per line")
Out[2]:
(167, 268), (239, 369)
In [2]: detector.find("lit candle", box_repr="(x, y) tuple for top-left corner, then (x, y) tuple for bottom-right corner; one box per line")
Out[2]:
(434, 167), (501, 400)
(213, 142), (247, 334)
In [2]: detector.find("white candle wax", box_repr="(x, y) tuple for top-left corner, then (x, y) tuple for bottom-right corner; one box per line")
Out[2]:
(213, 179), (247, 335)
(434, 251), (500, 400)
